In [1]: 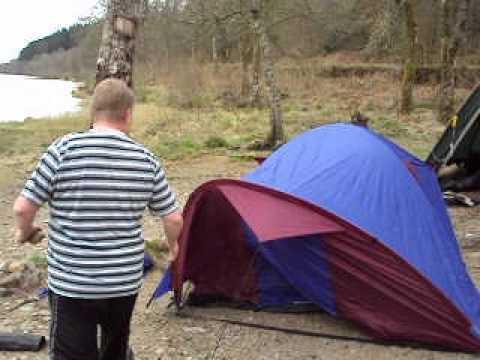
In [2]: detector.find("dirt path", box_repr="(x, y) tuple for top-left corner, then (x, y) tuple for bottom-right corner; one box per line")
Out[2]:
(1, 155), (479, 360)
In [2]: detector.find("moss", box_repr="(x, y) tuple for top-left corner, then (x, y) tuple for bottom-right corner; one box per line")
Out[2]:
(205, 136), (229, 149)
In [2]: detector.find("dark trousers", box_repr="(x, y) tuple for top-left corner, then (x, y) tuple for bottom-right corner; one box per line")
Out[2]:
(48, 292), (137, 360)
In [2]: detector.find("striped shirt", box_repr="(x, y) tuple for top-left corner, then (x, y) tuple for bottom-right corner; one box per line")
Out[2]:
(21, 128), (178, 299)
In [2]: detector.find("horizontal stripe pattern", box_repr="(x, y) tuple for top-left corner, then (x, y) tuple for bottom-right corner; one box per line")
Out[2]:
(21, 129), (178, 299)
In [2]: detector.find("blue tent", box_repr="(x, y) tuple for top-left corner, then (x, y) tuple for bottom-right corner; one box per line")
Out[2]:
(153, 123), (480, 351)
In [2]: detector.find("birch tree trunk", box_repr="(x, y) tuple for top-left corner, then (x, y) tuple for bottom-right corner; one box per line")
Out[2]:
(95, 0), (145, 88)
(239, 32), (251, 99)
(250, 0), (285, 147)
(238, 0), (254, 100)
(365, 0), (403, 55)
(436, 0), (470, 123)
(249, 38), (262, 107)
(400, 0), (417, 114)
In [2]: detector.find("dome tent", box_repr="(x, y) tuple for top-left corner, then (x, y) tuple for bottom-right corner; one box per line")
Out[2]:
(152, 123), (480, 352)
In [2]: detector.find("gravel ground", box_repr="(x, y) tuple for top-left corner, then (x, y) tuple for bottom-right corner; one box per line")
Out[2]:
(1, 155), (479, 360)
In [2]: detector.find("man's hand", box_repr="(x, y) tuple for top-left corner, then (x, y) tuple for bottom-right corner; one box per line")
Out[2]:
(167, 240), (179, 262)
(162, 210), (183, 262)
(13, 195), (42, 245)
(15, 226), (45, 245)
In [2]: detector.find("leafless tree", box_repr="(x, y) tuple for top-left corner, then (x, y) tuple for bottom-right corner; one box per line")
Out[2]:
(436, 0), (471, 124)
(400, 0), (418, 114)
(250, 0), (284, 148)
(95, 0), (146, 87)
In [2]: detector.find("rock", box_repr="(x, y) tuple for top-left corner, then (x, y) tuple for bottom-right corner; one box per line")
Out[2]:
(155, 348), (166, 357)
(19, 303), (35, 312)
(0, 287), (12, 297)
(0, 261), (8, 272)
(0, 260), (44, 291)
(183, 326), (207, 334)
(7, 261), (27, 273)
(0, 272), (22, 288)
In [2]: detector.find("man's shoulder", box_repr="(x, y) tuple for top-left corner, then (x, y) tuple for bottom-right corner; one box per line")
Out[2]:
(53, 130), (139, 150)
(133, 142), (160, 167)
(49, 131), (162, 166)
(49, 131), (88, 153)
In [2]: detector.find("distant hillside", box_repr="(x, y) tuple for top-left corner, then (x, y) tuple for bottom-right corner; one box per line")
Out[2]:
(0, 21), (101, 79)
(18, 24), (89, 61)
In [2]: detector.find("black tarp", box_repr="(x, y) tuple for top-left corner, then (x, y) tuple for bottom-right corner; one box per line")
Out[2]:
(428, 83), (480, 169)
(0, 333), (45, 351)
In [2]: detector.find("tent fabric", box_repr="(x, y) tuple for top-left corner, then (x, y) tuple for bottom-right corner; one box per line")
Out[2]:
(153, 123), (480, 351)
(428, 83), (480, 167)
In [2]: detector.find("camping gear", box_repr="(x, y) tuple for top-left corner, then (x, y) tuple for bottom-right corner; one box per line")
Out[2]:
(443, 191), (477, 207)
(152, 123), (480, 352)
(428, 83), (480, 169)
(0, 333), (45, 351)
(428, 84), (480, 196)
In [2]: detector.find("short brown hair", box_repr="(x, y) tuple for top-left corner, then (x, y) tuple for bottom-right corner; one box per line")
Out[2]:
(91, 78), (135, 121)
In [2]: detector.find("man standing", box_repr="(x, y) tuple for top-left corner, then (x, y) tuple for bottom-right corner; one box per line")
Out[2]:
(13, 78), (183, 360)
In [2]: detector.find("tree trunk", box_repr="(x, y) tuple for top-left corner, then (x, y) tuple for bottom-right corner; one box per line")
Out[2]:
(365, 0), (403, 55)
(249, 38), (262, 107)
(239, 31), (252, 98)
(212, 2), (219, 71)
(250, 0), (284, 147)
(400, 0), (417, 114)
(212, 35), (219, 72)
(163, 0), (173, 74)
(436, 0), (470, 123)
(96, 0), (145, 88)
(239, 0), (253, 100)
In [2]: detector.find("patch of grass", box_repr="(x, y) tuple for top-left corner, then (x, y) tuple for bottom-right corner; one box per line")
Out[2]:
(371, 116), (408, 138)
(145, 239), (168, 258)
(166, 92), (216, 109)
(151, 137), (204, 160)
(29, 250), (47, 269)
(0, 112), (88, 157)
(205, 136), (229, 149)
(0, 64), (453, 169)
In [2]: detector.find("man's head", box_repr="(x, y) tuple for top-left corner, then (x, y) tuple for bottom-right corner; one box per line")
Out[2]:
(90, 78), (135, 127)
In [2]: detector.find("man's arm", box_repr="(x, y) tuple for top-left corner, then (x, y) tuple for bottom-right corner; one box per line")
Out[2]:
(13, 195), (44, 244)
(161, 210), (183, 261)
(14, 141), (61, 244)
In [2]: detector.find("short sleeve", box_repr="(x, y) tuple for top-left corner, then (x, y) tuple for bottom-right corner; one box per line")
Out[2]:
(148, 162), (179, 217)
(21, 143), (61, 206)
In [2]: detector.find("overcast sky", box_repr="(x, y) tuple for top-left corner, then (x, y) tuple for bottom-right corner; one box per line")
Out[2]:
(0, 1), (99, 63)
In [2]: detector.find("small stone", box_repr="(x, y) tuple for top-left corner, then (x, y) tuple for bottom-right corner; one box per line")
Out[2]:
(0, 287), (12, 297)
(0, 261), (8, 272)
(0, 272), (22, 288)
(20, 303), (35, 312)
(155, 348), (165, 355)
(469, 252), (480, 260)
(183, 326), (207, 334)
(8, 261), (26, 273)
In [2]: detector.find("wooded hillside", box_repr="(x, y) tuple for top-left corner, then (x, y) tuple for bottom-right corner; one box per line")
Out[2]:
(5, 0), (480, 82)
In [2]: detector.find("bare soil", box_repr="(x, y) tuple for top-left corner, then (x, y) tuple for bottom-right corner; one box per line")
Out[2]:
(1, 154), (480, 360)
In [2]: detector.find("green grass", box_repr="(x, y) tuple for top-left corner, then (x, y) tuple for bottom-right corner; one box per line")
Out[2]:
(0, 112), (88, 157)
(28, 250), (48, 269)
(0, 74), (449, 167)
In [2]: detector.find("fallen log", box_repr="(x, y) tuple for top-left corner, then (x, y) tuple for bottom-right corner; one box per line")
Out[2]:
(0, 332), (45, 352)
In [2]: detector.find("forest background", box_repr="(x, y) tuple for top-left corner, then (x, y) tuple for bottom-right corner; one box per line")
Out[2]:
(1, 0), (477, 156)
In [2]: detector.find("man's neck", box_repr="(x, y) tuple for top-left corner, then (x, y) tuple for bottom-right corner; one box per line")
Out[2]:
(92, 121), (129, 134)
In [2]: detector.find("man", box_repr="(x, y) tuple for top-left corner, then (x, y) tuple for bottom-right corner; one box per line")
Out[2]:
(13, 78), (183, 360)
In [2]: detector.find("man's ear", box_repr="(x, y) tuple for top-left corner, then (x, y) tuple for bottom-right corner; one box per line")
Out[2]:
(125, 108), (133, 124)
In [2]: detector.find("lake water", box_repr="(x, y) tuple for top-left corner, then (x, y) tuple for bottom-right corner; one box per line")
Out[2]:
(0, 74), (82, 122)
